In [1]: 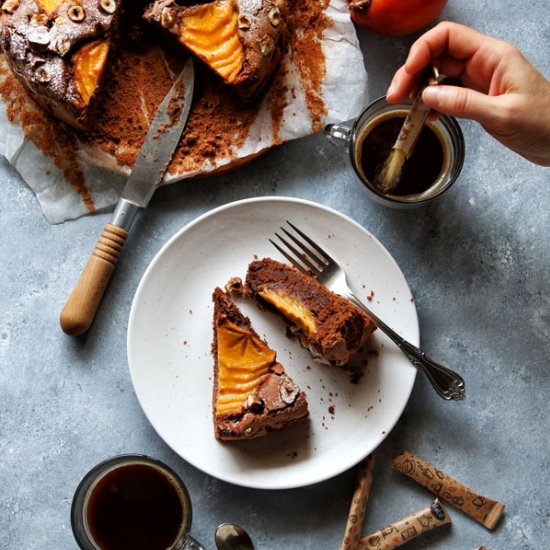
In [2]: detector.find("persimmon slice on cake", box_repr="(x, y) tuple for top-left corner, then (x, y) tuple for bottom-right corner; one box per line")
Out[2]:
(212, 287), (308, 441)
(144, 0), (287, 101)
(0, 0), (121, 128)
(245, 258), (377, 367)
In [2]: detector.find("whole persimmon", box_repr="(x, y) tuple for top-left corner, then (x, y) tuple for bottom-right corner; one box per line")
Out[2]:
(349, 0), (448, 36)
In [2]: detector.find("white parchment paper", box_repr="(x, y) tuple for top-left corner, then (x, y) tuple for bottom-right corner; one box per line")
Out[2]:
(0, 0), (367, 224)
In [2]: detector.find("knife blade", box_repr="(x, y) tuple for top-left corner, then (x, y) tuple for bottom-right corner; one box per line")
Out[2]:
(60, 58), (195, 336)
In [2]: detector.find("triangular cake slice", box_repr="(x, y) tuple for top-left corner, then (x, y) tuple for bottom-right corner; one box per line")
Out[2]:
(212, 287), (308, 440)
(144, 0), (287, 101)
(245, 258), (377, 367)
(0, 0), (122, 128)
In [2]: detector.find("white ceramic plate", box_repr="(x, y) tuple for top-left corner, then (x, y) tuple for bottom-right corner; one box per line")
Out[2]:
(128, 197), (418, 489)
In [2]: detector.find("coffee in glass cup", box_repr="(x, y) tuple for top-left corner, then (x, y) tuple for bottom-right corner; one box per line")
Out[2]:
(71, 455), (203, 550)
(325, 96), (465, 208)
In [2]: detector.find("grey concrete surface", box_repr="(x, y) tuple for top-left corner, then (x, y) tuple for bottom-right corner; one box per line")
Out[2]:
(1, 1), (549, 549)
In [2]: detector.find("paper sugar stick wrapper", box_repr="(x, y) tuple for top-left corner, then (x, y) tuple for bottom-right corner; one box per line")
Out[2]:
(392, 451), (505, 529)
(340, 453), (376, 550)
(357, 499), (451, 550)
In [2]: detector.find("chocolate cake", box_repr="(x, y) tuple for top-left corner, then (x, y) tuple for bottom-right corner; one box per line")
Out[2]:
(245, 258), (377, 367)
(0, 0), (122, 128)
(0, 0), (286, 129)
(212, 287), (308, 440)
(144, 0), (287, 101)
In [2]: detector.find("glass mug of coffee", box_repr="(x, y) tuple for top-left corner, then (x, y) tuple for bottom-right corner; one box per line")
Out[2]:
(325, 96), (465, 208)
(71, 455), (204, 550)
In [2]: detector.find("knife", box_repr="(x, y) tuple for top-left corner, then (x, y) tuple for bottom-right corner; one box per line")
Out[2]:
(60, 58), (195, 336)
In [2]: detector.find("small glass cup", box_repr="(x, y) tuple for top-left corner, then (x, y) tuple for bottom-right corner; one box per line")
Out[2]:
(325, 96), (465, 208)
(71, 454), (204, 550)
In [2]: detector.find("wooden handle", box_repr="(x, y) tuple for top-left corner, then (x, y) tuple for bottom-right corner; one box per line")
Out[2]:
(60, 224), (128, 336)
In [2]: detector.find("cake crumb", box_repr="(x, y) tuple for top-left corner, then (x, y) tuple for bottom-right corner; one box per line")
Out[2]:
(225, 277), (244, 295)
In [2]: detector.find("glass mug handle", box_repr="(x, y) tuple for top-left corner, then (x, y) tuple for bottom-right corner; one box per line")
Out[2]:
(174, 533), (204, 550)
(324, 122), (353, 151)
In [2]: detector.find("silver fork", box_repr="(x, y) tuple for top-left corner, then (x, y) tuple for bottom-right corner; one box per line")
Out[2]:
(270, 221), (466, 400)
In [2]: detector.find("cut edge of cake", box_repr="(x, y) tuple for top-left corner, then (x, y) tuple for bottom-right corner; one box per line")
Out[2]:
(244, 258), (377, 368)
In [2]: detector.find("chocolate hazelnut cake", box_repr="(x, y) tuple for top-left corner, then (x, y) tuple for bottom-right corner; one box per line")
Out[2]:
(0, 0), (287, 130)
(212, 287), (308, 441)
(0, 0), (122, 128)
(144, 0), (287, 101)
(245, 258), (377, 367)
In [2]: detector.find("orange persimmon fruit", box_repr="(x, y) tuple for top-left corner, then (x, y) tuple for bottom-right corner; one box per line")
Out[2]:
(349, 0), (448, 36)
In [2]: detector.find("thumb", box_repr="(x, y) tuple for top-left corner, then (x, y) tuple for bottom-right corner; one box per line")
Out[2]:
(422, 85), (499, 126)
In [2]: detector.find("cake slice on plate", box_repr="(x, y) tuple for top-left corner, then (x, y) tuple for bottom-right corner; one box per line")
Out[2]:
(144, 0), (287, 101)
(0, 0), (122, 128)
(212, 287), (308, 441)
(245, 258), (377, 367)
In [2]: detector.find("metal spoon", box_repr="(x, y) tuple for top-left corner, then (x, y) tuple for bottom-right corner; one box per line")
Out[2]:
(215, 523), (254, 550)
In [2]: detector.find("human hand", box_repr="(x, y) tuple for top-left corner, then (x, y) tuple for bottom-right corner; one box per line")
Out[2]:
(386, 22), (550, 166)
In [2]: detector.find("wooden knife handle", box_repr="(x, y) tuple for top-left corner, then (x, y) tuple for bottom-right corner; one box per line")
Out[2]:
(60, 224), (128, 336)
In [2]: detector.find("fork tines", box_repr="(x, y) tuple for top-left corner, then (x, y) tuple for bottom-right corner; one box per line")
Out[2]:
(270, 221), (329, 277)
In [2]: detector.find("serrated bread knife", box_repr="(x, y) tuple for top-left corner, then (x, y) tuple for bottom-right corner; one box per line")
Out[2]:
(60, 58), (195, 336)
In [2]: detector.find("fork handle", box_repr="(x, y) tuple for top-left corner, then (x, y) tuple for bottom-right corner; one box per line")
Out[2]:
(346, 294), (465, 400)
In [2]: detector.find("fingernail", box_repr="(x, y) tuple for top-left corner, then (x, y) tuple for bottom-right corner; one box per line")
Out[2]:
(422, 86), (442, 105)
(386, 83), (395, 98)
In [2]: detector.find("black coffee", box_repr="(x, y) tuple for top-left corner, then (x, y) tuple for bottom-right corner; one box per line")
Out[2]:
(86, 463), (186, 550)
(357, 113), (449, 196)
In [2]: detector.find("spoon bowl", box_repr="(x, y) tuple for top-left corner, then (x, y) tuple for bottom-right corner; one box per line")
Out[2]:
(215, 523), (254, 550)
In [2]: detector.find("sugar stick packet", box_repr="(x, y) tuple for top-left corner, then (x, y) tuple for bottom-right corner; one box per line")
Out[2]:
(392, 451), (505, 529)
(358, 499), (450, 550)
(340, 453), (376, 550)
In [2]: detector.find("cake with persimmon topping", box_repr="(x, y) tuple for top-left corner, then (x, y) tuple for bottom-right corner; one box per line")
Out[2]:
(245, 258), (377, 367)
(144, 0), (287, 101)
(212, 287), (308, 441)
(0, 0), (121, 128)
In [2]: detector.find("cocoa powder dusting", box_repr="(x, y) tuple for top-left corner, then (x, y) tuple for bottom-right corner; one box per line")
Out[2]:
(266, 0), (330, 141)
(0, 57), (95, 212)
(287, 0), (331, 132)
(266, 63), (289, 145)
